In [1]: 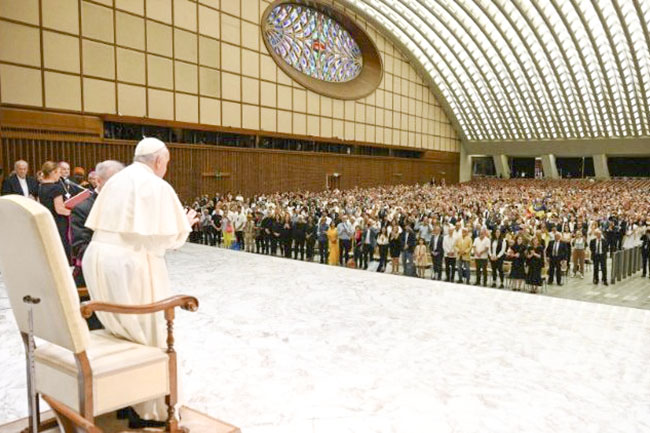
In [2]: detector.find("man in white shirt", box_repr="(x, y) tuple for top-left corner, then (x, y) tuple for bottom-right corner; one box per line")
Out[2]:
(1, 160), (38, 199)
(443, 228), (457, 282)
(472, 228), (491, 286)
(337, 215), (354, 265)
(234, 205), (247, 249)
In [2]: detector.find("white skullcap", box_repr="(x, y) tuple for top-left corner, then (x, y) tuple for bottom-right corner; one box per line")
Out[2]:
(134, 137), (166, 156)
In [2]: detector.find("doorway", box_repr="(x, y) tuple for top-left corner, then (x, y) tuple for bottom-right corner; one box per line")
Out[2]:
(326, 173), (341, 190)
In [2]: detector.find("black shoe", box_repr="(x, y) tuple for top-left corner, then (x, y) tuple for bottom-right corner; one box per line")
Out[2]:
(593, 280), (598, 284)
(121, 407), (167, 429)
(499, 284), (504, 289)
(603, 282), (609, 286)
(117, 407), (131, 420)
(491, 283), (496, 288)
(474, 282), (480, 286)
(126, 408), (167, 429)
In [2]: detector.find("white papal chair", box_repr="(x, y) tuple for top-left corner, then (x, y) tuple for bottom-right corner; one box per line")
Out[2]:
(0, 195), (198, 433)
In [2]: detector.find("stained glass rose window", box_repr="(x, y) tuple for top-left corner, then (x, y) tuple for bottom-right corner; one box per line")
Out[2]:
(263, 4), (363, 83)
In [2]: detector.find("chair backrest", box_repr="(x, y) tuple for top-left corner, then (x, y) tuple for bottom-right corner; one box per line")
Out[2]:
(0, 196), (89, 353)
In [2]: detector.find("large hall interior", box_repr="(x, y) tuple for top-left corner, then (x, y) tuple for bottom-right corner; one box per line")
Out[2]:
(0, 0), (649, 432)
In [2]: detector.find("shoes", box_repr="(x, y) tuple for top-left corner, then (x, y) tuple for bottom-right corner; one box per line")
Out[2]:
(593, 280), (598, 284)
(120, 407), (167, 429)
(474, 282), (480, 286)
(603, 282), (609, 286)
(491, 283), (496, 288)
(499, 284), (504, 289)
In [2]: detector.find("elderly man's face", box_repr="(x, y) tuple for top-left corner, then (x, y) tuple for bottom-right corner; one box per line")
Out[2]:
(15, 161), (28, 178)
(88, 173), (99, 188)
(59, 162), (70, 178)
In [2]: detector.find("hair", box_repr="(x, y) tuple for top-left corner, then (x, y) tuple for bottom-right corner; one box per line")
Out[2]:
(95, 160), (124, 181)
(41, 161), (59, 178)
(134, 147), (168, 165)
(14, 160), (27, 169)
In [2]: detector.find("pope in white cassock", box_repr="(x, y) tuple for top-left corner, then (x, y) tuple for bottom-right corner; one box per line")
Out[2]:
(83, 137), (198, 421)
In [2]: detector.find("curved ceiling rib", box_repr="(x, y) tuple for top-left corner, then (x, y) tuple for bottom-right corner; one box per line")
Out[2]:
(336, 0), (650, 142)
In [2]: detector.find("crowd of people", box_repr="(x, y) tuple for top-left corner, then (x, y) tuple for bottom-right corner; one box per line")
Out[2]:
(1, 159), (120, 285)
(3, 158), (650, 294)
(185, 179), (650, 292)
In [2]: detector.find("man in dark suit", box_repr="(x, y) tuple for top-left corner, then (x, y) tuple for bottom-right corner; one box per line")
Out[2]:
(70, 161), (124, 283)
(429, 225), (444, 280)
(317, 215), (329, 263)
(641, 227), (650, 278)
(57, 161), (83, 199)
(261, 213), (274, 254)
(546, 232), (568, 285)
(360, 222), (377, 270)
(590, 230), (609, 285)
(605, 220), (618, 256)
(70, 160), (123, 330)
(1, 160), (38, 199)
(400, 224), (417, 276)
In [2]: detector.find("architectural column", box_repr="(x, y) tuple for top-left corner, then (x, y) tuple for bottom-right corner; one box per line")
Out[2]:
(492, 154), (510, 179)
(541, 154), (559, 179)
(459, 144), (472, 183)
(593, 154), (610, 179)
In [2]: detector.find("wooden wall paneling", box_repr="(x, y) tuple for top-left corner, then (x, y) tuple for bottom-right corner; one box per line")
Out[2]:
(1, 136), (459, 201)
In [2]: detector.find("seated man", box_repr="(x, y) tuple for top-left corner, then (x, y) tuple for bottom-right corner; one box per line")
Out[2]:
(71, 160), (124, 287)
(83, 138), (197, 426)
(70, 162), (123, 332)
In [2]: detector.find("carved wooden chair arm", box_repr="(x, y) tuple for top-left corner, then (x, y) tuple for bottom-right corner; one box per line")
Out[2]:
(80, 295), (199, 319)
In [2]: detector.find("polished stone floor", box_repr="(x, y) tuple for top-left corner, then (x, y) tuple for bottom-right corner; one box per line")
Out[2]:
(202, 243), (650, 310)
(1, 243), (650, 433)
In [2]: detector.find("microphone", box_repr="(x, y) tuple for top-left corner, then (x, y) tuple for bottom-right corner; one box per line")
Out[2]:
(64, 178), (88, 191)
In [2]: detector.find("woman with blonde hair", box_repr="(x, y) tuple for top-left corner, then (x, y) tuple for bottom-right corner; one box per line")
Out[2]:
(38, 161), (72, 262)
(388, 222), (402, 274)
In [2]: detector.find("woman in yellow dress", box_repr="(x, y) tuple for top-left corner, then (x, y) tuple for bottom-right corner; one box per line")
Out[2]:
(326, 222), (340, 265)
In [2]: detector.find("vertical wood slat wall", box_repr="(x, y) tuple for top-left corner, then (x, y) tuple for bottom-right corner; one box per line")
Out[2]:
(1, 136), (459, 201)
(0, 109), (459, 202)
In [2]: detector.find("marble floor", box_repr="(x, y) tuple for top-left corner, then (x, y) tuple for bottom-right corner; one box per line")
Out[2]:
(2, 243), (650, 432)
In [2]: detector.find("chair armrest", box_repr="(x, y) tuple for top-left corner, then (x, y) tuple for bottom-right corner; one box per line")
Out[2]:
(80, 295), (199, 319)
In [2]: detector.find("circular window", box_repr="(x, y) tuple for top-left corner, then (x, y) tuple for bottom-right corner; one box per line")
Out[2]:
(261, 0), (383, 100)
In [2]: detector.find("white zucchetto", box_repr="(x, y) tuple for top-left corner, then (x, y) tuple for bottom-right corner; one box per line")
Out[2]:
(134, 137), (166, 156)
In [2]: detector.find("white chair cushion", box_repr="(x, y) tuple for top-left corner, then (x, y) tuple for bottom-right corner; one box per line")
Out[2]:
(35, 330), (169, 415)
